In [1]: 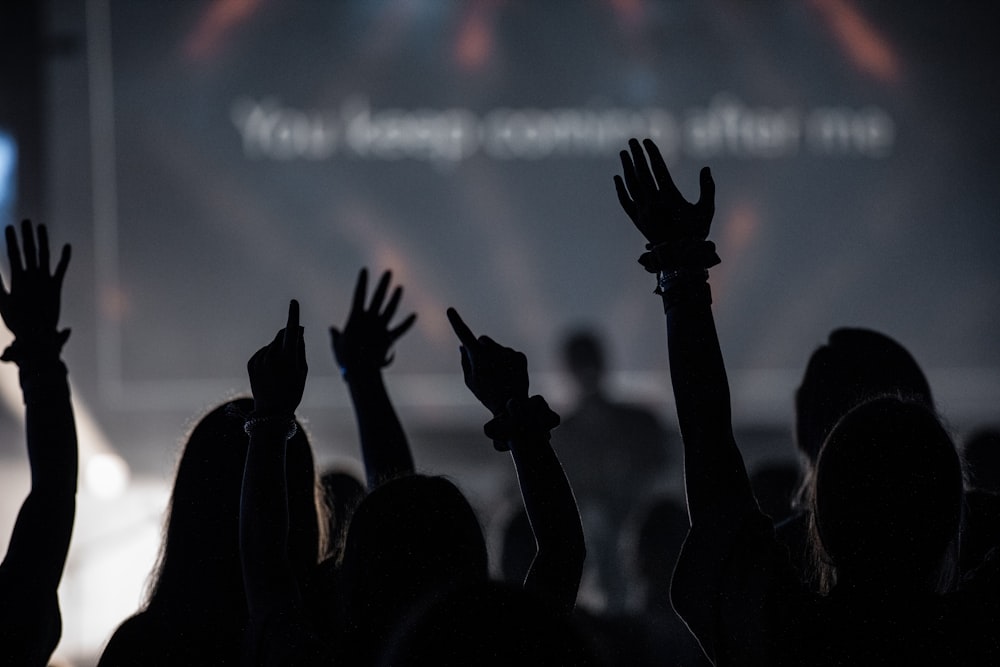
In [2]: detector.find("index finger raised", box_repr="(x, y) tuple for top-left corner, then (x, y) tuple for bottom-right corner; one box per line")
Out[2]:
(446, 307), (478, 350)
(283, 299), (301, 350)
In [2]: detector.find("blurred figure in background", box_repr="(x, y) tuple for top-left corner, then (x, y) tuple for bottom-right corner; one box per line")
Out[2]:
(959, 427), (1000, 580)
(552, 328), (672, 612)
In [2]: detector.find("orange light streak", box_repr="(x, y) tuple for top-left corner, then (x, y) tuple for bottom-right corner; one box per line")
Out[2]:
(809, 0), (901, 83)
(184, 0), (262, 61)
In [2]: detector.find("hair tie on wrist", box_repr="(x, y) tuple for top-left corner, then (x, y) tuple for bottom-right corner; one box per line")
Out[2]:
(244, 414), (298, 439)
(638, 239), (721, 274)
(1, 329), (71, 365)
(483, 395), (560, 451)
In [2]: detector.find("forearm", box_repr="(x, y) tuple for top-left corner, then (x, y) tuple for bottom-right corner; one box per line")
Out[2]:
(240, 423), (298, 619)
(345, 370), (414, 488)
(4, 356), (78, 589)
(509, 433), (585, 615)
(663, 286), (754, 524)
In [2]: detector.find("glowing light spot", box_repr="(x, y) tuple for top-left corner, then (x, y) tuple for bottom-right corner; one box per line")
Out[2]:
(184, 0), (262, 61)
(809, 0), (900, 83)
(85, 453), (131, 499)
(454, 12), (493, 71)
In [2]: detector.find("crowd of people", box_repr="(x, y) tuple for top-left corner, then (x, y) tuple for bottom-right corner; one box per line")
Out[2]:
(0, 136), (997, 665)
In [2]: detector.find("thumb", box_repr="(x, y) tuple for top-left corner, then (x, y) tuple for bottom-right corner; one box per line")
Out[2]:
(696, 167), (715, 218)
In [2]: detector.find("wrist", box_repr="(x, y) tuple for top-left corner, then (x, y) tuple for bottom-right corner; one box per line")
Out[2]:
(244, 412), (298, 439)
(3, 329), (70, 367)
(638, 239), (720, 275)
(659, 275), (712, 313)
(19, 359), (70, 405)
(483, 395), (560, 451)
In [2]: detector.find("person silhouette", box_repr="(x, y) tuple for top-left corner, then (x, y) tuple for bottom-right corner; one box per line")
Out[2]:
(0, 220), (77, 667)
(613, 137), (999, 664)
(98, 394), (320, 667)
(776, 327), (935, 584)
(552, 328), (672, 611)
(959, 428), (1000, 581)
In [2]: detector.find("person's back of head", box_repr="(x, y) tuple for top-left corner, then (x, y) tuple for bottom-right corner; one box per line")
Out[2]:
(147, 399), (252, 617)
(562, 328), (607, 397)
(795, 328), (933, 464)
(339, 474), (489, 659)
(750, 459), (801, 525)
(962, 428), (1000, 494)
(498, 506), (534, 586)
(811, 396), (962, 594)
(379, 579), (601, 666)
(320, 468), (366, 562)
(626, 495), (689, 612)
(148, 398), (319, 620)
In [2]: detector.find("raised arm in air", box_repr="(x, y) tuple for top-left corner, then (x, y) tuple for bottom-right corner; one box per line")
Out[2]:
(331, 269), (416, 488)
(0, 220), (77, 665)
(615, 138), (754, 523)
(447, 307), (584, 614)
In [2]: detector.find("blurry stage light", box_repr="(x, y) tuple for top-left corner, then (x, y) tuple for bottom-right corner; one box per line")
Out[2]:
(85, 452), (131, 499)
(0, 131), (15, 220)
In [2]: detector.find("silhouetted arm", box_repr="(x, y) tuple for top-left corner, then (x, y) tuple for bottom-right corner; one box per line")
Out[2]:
(241, 300), (307, 621)
(0, 221), (77, 662)
(448, 308), (584, 614)
(615, 139), (754, 524)
(331, 269), (416, 488)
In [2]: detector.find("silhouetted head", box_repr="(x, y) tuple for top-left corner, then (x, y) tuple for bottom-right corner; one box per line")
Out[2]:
(810, 397), (962, 594)
(320, 468), (366, 562)
(339, 475), (488, 658)
(962, 427), (1000, 493)
(562, 328), (606, 396)
(379, 580), (599, 666)
(146, 398), (320, 618)
(498, 506), (534, 585)
(749, 459), (801, 524)
(625, 496), (689, 611)
(795, 329), (932, 465)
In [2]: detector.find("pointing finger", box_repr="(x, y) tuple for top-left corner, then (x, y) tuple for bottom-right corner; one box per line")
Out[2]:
(283, 299), (300, 351)
(447, 307), (478, 350)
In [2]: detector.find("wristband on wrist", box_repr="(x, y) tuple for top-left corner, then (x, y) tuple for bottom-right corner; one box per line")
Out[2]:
(483, 395), (560, 452)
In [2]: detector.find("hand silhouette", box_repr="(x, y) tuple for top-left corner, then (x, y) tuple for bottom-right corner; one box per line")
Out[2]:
(446, 307), (528, 417)
(0, 220), (72, 360)
(331, 269), (416, 378)
(614, 138), (715, 246)
(248, 299), (307, 416)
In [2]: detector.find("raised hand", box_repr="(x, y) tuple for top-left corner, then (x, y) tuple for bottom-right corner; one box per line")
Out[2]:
(248, 299), (307, 416)
(614, 138), (715, 246)
(446, 307), (528, 417)
(0, 220), (72, 361)
(331, 268), (416, 379)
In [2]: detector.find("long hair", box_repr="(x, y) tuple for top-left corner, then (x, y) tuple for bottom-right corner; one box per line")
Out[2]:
(145, 398), (322, 617)
(793, 328), (933, 510)
(339, 474), (488, 661)
(807, 396), (962, 594)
